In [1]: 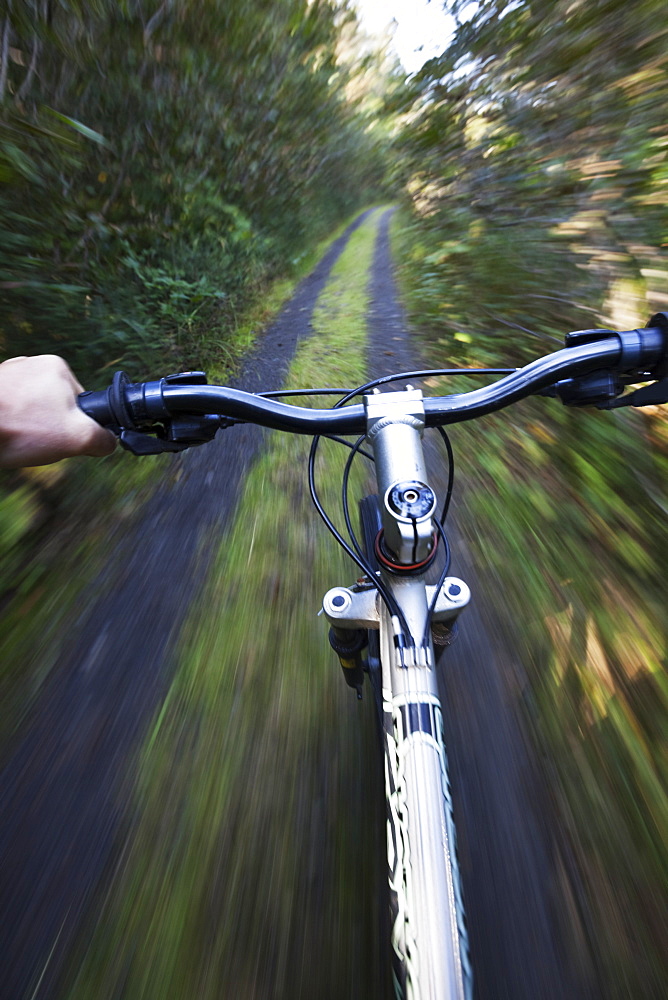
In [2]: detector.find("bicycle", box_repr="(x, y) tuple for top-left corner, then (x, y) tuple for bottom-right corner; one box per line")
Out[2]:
(79, 313), (668, 1000)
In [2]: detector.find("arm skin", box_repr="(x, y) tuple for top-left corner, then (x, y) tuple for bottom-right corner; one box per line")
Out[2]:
(0, 355), (117, 469)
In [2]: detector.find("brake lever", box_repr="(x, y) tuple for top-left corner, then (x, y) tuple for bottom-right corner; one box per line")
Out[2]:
(538, 314), (668, 409)
(118, 430), (187, 455)
(538, 372), (668, 410)
(79, 369), (236, 455)
(117, 414), (227, 455)
(602, 378), (668, 409)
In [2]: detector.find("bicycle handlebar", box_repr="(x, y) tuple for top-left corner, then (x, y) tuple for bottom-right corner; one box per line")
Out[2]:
(78, 316), (668, 454)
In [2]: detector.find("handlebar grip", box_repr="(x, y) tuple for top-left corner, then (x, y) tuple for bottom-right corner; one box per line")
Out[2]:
(78, 370), (211, 430)
(77, 370), (134, 429)
(564, 316), (668, 377)
(76, 371), (223, 455)
(78, 388), (115, 426)
(647, 313), (668, 376)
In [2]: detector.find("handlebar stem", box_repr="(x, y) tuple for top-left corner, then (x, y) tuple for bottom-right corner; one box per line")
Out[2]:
(365, 388), (435, 567)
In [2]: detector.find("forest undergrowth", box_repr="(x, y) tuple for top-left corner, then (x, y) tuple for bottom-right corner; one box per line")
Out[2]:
(393, 138), (666, 1000)
(0, 208), (371, 760)
(389, 3), (667, 990)
(0, 0), (396, 746)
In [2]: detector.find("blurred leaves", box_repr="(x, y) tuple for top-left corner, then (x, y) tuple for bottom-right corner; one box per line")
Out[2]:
(392, 0), (667, 357)
(391, 1), (667, 994)
(0, 0), (395, 378)
(45, 109), (111, 148)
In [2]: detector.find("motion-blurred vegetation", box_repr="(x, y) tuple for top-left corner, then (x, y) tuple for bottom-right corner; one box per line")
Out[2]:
(61, 206), (387, 1000)
(391, 1), (667, 995)
(0, 0), (394, 379)
(0, 0), (398, 718)
(2, 0), (667, 995)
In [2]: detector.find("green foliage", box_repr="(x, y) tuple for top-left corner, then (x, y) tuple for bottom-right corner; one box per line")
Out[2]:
(392, 0), (667, 343)
(398, 214), (668, 994)
(0, 210), (363, 762)
(0, 0), (392, 378)
(396, 211), (601, 362)
(0, 482), (39, 593)
(392, 1), (668, 991)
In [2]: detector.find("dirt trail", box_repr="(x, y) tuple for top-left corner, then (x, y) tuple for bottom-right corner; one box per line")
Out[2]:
(0, 206), (599, 999)
(0, 212), (371, 1000)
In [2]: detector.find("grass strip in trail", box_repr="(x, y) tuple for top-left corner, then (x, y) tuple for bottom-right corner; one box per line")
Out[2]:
(205, 208), (379, 383)
(62, 208), (389, 1000)
(0, 209), (374, 759)
(391, 210), (668, 998)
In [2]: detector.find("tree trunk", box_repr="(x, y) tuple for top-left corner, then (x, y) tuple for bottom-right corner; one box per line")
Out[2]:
(16, 37), (40, 102)
(0, 17), (11, 104)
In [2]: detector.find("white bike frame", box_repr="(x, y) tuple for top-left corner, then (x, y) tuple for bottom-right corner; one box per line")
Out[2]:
(323, 387), (472, 1000)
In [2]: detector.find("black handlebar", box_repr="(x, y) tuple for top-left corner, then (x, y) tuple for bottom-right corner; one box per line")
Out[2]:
(78, 316), (668, 455)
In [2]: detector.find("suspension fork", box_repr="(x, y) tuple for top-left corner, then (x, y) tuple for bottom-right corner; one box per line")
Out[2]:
(323, 386), (470, 682)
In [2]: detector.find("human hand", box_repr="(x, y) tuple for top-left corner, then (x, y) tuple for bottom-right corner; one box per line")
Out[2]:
(0, 355), (117, 468)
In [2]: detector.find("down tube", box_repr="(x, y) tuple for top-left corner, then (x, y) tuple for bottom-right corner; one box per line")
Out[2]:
(378, 605), (472, 1000)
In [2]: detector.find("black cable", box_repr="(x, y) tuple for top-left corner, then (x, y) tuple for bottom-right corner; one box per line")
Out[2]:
(341, 434), (372, 565)
(323, 435), (374, 461)
(334, 368), (518, 407)
(308, 432), (414, 644)
(305, 371), (468, 648)
(326, 374), (461, 648)
(258, 369), (517, 404)
(338, 428), (454, 651)
(259, 387), (353, 399)
(422, 516), (452, 649)
(211, 422), (372, 460)
(419, 426), (455, 646)
(434, 426), (455, 524)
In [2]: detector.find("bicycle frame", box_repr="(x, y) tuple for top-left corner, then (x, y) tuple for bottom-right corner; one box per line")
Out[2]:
(323, 387), (472, 1000)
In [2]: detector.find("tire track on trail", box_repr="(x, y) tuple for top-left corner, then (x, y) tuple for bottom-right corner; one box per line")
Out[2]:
(0, 211), (371, 1000)
(366, 207), (599, 999)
